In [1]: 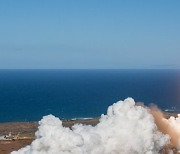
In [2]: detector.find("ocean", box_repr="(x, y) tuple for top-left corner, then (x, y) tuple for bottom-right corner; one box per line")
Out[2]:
(0, 69), (179, 122)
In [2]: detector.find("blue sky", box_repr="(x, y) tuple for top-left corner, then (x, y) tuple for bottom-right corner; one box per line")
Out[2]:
(0, 0), (180, 69)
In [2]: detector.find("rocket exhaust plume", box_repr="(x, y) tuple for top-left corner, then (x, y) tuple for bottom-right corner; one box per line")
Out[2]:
(11, 98), (180, 154)
(150, 105), (180, 151)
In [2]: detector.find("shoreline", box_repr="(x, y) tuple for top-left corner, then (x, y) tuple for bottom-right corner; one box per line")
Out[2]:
(0, 118), (100, 154)
(0, 112), (179, 154)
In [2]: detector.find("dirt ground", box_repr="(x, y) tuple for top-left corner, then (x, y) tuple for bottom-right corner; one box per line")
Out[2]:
(0, 112), (179, 154)
(0, 118), (99, 154)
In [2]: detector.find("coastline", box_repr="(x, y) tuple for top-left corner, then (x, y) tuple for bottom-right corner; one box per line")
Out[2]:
(0, 112), (179, 154)
(0, 118), (100, 154)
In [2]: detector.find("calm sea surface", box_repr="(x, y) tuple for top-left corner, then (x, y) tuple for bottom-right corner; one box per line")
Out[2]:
(0, 69), (180, 122)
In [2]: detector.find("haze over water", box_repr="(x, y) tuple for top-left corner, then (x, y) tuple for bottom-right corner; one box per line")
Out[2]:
(0, 69), (179, 122)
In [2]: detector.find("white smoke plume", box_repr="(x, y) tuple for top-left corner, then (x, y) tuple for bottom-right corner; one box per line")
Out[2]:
(12, 98), (170, 154)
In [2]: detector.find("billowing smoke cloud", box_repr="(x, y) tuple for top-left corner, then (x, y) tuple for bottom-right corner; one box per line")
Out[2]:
(12, 98), (170, 154)
(150, 106), (180, 150)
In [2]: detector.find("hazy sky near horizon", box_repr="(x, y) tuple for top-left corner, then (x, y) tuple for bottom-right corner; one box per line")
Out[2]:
(0, 0), (180, 69)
